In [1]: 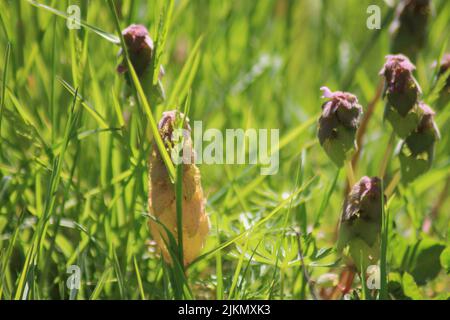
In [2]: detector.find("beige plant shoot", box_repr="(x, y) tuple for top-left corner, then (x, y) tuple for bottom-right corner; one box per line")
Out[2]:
(148, 110), (209, 266)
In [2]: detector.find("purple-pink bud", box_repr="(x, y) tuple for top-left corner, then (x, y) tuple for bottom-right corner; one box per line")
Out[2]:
(345, 176), (383, 224)
(337, 176), (384, 267)
(380, 54), (421, 117)
(118, 24), (159, 78)
(318, 87), (362, 167)
(390, 0), (431, 61)
(399, 102), (440, 183)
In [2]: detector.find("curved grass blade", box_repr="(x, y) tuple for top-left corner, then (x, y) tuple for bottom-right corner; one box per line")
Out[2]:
(27, 0), (120, 44)
(108, 0), (176, 182)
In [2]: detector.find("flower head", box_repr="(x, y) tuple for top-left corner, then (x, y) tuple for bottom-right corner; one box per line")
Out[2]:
(399, 102), (440, 183)
(390, 0), (431, 61)
(337, 176), (384, 269)
(344, 176), (383, 226)
(380, 54), (421, 117)
(117, 24), (155, 77)
(318, 87), (363, 167)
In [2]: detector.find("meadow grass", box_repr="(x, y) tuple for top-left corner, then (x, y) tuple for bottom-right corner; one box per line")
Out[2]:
(0, 0), (449, 300)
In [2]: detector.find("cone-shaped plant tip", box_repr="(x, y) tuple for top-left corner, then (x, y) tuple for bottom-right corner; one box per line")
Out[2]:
(399, 102), (440, 183)
(380, 54), (424, 138)
(390, 0), (431, 62)
(318, 87), (363, 167)
(118, 24), (155, 76)
(118, 24), (165, 102)
(148, 110), (209, 266)
(337, 176), (384, 271)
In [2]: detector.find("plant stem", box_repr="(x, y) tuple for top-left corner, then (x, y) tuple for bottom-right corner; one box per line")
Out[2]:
(352, 80), (384, 168)
(295, 231), (318, 300)
(385, 171), (401, 198)
(378, 132), (396, 178)
(345, 160), (356, 187)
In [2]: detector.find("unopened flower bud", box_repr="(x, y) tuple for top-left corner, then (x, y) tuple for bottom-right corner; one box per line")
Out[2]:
(380, 54), (422, 116)
(118, 24), (165, 102)
(318, 87), (363, 167)
(399, 103), (440, 183)
(390, 0), (431, 62)
(337, 176), (384, 269)
(118, 24), (155, 77)
(148, 111), (209, 266)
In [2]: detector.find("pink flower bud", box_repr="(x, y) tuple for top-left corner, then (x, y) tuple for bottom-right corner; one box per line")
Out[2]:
(399, 103), (440, 183)
(318, 87), (363, 167)
(390, 0), (431, 61)
(380, 54), (422, 117)
(118, 24), (154, 77)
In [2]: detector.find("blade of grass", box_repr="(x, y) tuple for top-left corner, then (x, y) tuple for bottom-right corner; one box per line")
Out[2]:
(175, 163), (184, 267)
(133, 256), (145, 300)
(0, 42), (11, 137)
(14, 89), (79, 300)
(0, 210), (25, 299)
(228, 237), (250, 300)
(89, 267), (113, 300)
(167, 36), (203, 107)
(379, 180), (390, 300)
(268, 153), (304, 299)
(107, 0), (175, 182)
(27, 0), (120, 44)
(190, 175), (318, 267)
(152, 0), (174, 84)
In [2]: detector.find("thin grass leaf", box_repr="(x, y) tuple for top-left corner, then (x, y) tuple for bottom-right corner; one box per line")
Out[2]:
(133, 256), (146, 300)
(27, 0), (120, 44)
(167, 36), (203, 107)
(0, 42), (11, 135)
(108, 0), (176, 181)
(89, 267), (112, 300)
(190, 175), (318, 267)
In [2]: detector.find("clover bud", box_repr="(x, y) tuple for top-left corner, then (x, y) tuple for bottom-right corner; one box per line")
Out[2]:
(148, 111), (209, 266)
(390, 0), (431, 62)
(337, 176), (384, 270)
(399, 103), (440, 183)
(318, 87), (363, 167)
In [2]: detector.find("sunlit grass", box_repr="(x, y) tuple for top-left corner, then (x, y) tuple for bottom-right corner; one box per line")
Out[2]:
(0, 0), (449, 300)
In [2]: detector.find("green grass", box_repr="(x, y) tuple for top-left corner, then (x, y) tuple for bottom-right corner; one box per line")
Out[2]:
(0, 0), (449, 300)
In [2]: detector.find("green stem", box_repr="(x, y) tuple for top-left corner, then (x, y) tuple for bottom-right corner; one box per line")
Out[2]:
(345, 160), (356, 187)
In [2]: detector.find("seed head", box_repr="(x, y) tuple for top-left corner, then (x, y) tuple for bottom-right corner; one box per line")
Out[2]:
(318, 87), (363, 167)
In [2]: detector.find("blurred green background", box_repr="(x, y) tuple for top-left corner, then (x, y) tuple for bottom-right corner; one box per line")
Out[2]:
(0, 0), (449, 300)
